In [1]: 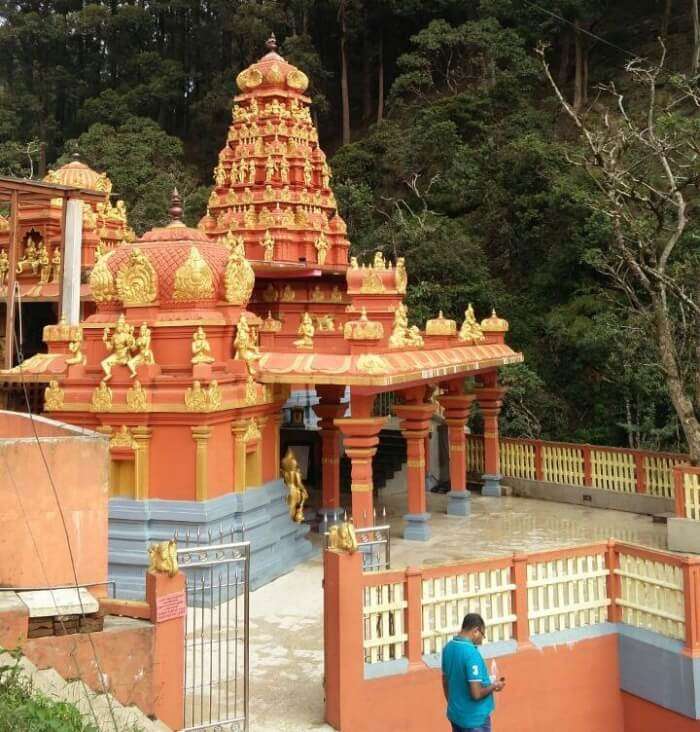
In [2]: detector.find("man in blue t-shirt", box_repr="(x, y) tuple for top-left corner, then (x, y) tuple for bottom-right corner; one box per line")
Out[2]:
(441, 613), (505, 732)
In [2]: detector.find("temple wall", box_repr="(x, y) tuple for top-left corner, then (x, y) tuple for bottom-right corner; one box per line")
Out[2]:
(0, 411), (108, 587)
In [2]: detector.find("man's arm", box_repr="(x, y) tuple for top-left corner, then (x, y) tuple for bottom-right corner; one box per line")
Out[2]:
(442, 674), (449, 703)
(468, 679), (505, 701)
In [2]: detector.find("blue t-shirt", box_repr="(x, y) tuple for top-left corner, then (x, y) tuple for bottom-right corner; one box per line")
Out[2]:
(441, 636), (494, 728)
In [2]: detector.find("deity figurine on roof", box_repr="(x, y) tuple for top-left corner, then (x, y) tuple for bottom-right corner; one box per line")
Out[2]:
(101, 315), (135, 381)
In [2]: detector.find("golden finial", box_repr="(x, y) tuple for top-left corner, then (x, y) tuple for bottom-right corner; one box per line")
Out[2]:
(265, 33), (278, 53)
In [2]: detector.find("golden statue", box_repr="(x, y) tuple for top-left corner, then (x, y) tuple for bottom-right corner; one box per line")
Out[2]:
(224, 233), (255, 304)
(262, 229), (275, 262)
(115, 247), (157, 306)
(389, 303), (423, 348)
(280, 448), (308, 523)
(294, 312), (315, 349)
(184, 380), (207, 411)
(314, 231), (329, 265)
(44, 380), (64, 411)
(126, 380), (148, 411)
(51, 248), (61, 284)
(265, 156), (276, 182)
(303, 158), (313, 186)
(373, 251), (386, 269)
(191, 326), (215, 364)
(230, 160), (239, 184)
(458, 304), (485, 343)
(126, 322), (155, 376)
(147, 540), (179, 577)
(65, 329), (87, 366)
(37, 244), (51, 285)
(91, 380), (113, 411)
(280, 156), (290, 183)
(395, 257), (407, 293)
(310, 284), (325, 302)
(101, 314), (135, 381)
(280, 283), (295, 302)
(0, 250), (9, 286)
(214, 163), (227, 186)
(315, 314), (335, 332)
(234, 313), (261, 374)
(17, 235), (39, 275)
(349, 256), (359, 269)
(327, 521), (358, 553)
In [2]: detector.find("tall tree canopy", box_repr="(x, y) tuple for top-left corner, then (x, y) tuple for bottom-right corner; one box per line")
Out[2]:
(1, 0), (698, 454)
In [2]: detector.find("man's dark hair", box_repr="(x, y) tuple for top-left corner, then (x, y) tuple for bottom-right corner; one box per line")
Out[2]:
(462, 613), (485, 632)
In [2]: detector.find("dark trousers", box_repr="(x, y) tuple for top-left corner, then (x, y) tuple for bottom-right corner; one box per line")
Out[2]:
(451, 719), (492, 732)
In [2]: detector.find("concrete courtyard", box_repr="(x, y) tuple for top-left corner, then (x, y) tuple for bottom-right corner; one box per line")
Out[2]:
(246, 488), (666, 731)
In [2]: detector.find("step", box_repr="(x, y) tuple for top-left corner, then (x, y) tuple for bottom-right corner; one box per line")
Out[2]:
(32, 667), (67, 697)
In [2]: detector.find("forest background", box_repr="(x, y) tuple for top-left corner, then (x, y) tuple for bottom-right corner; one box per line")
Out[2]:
(1, 0), (699, 454)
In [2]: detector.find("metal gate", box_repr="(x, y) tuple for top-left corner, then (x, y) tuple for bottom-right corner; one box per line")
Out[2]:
(176, 538), (250, 732)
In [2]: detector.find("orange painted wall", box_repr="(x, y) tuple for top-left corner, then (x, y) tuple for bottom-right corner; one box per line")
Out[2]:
(0, 412), (108, 587)
(338, 636), (624, 732)
(149, 423), (196, 499)
(622, 692), (700, 731)
(208, 422), (234, 498)
(23, 619), (155, 714)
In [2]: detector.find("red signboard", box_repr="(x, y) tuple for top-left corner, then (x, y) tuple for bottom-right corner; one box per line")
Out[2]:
(155, 591), (186, 622)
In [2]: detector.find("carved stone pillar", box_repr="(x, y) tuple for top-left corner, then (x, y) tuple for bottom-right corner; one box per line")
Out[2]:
(475, 380), (507, 496)
(438, 393), (475, 515)
(191, 426), (212, 501)
(334, 416), (386, 529)
(132, 426), (152, 500)
(394, 403), (435, 540)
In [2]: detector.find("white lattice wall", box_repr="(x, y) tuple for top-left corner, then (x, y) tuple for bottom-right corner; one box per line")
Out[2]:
(616, 553), (685, 640)
(362, 582), (407, 663)
(541, 445), (585, 485)
(421, 568), (515, 655)
(527, 553), (610, 635)
(500, 440), (536, 480)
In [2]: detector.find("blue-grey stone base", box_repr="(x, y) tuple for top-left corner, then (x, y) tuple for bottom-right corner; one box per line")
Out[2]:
(403, 512), (431, 541)
(447, 490), (470, 516)
(482, 473), (503, 497)
(109, 479), (315, 600)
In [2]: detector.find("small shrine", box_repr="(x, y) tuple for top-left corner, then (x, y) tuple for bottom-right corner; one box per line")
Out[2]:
(0, 156), (133, 300)
(3, 36), (522, 596)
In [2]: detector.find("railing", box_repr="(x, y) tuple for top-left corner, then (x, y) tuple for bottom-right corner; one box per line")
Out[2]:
(355, 540), (700, 665)
(324, 523), (391, 572)
(675, 465), (700, 521)
(466, 434), (688, 498)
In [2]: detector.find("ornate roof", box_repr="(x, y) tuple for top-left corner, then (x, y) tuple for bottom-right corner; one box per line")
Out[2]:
(201, 34), (349, 269)
(89, 191), (238, 308)
(43, 159), (112, 194)
(236, 34), (309, 95)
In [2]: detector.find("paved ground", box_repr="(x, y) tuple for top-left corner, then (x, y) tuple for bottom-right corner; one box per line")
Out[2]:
(245, 488), (666, 731)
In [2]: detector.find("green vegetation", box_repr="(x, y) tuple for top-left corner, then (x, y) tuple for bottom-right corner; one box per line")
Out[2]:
(0, 653), (96, 732)
(1, 1), (698, 455)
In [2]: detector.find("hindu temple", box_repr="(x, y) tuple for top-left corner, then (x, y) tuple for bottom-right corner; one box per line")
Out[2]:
(1, 36), (522, 597)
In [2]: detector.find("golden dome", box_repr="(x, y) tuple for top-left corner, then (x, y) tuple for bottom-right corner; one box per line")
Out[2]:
(480, 309), (509, 332)
(236, 34), (309, 94)
(44, 159), (112, 194)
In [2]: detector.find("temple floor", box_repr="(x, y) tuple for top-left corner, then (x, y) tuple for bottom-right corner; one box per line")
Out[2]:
(197, 491), (667, 732)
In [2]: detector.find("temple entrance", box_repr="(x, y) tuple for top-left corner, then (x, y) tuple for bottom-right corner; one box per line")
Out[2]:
(177, 539), (250, 732)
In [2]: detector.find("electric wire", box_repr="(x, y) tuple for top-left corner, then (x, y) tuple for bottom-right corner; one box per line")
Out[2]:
(3, 282), (119, 732)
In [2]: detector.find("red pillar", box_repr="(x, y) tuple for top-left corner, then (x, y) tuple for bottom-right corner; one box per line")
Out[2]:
(438, 393), (475, 516)
(334, 414), (386, 528)
(145, 570), (186, 731)
(314, 386), (347, 520)
(323, 549), (365, 729)
(475, 376), (507, 497)
(395, 402), (435, 540)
